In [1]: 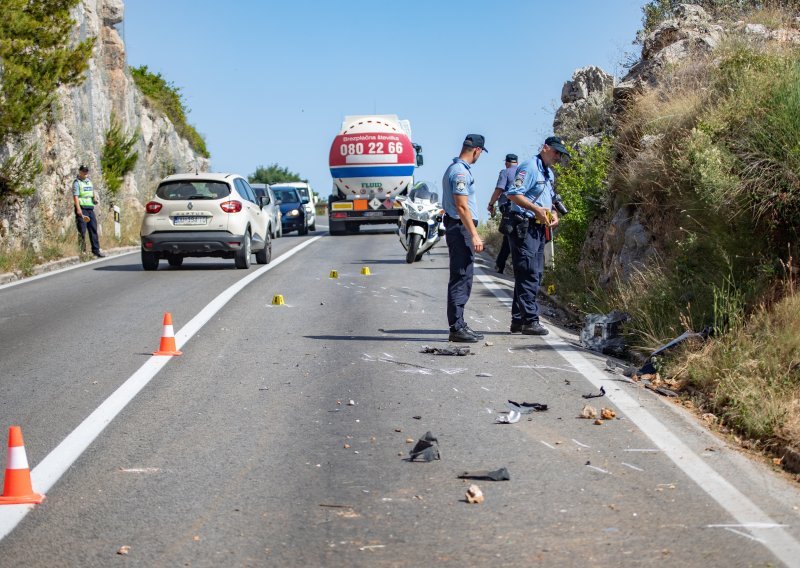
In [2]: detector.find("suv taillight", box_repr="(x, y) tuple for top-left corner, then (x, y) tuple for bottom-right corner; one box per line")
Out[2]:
(145, 201), (162, 214)
(220, 200), (242, 213)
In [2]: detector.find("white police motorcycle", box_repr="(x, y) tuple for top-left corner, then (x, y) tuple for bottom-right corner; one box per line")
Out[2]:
(396, 182), (444, 264)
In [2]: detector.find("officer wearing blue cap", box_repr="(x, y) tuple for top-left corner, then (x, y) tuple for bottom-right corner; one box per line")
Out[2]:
(487, 153), (518, 273)
(505, 136), (570, 335)
(442, 134), (486, 343)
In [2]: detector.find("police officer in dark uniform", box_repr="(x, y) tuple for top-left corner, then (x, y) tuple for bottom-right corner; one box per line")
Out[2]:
(487, 153), (518, 273)
(72, 165), (105, 257)
(505, 136), (569, 335)
(442, 134), (487, 343)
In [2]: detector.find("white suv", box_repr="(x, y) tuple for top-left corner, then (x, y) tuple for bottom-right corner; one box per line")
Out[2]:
(272, 182), (316, 231)
(140, 173), (273, 270)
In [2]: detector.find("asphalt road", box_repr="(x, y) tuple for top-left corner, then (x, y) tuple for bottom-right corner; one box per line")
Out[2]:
(1, 225), (799, 567)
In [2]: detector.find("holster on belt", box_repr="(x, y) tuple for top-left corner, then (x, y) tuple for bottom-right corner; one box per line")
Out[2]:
(514, 215), (530, 239)
(499, 209), (532, 238)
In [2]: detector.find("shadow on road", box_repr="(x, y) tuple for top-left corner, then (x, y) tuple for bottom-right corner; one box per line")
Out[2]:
(304, 334), (447, 343)
(352, 259), (406, 265)
(94, 263), (235, 272)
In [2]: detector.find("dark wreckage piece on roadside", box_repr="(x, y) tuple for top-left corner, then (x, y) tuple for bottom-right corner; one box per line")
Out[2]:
(579, 310), (630, 356)
(458, 467), (510, 481)
(506, 400), (548, 414)
(409, 431), (440, 462)
(638, 327), (712, 375)
(421, 346), (471, 356)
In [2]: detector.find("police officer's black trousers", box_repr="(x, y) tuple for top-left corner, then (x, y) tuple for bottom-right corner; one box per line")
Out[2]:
(495, 234), (510, 271)
(509, 223), (546, 324)
(445, 218), (476, 331)
(75, 207), (100, 254)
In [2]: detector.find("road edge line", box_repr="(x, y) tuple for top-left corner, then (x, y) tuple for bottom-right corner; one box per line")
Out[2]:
(475, 271), (800, 567)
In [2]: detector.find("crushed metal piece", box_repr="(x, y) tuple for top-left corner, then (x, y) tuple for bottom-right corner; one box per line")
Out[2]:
(506, 400), (548, 413)
(409, 431), (440, 462)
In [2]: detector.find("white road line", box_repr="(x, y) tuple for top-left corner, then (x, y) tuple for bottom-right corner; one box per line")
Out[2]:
(0, 237), (322, 541)
(476, 271), (800, 567)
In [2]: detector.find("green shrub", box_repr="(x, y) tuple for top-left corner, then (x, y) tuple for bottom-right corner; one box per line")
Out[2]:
(0, 145), (43, 197)
(130, 65), (209, 158)
(552, 139), (612, 266)
(101, 113), (139, 202)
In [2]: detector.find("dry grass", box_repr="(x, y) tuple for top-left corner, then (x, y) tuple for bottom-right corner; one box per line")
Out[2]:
(477, 217), (504, 254)
(671, 279), (800, 444)
(0, 208), (141, 276)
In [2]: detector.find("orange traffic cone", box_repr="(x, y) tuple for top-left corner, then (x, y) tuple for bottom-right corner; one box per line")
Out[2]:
(153, 312), (182, 356)
(0, 426), (44, 505)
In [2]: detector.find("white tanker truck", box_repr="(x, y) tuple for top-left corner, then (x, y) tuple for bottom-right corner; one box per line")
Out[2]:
(327, 115), (423, 235)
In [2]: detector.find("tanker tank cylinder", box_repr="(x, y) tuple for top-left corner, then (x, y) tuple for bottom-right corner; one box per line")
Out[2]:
(328, 115), (418, 201)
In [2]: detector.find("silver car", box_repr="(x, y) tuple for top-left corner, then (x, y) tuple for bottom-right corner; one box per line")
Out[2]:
(250, 183), (282, 238)
(140, 173), (273, 270)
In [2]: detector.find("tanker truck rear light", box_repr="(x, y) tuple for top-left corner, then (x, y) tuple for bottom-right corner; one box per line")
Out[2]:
(145, 201), (162, 214)
(220, 200), (242, 213)
(331, 212), (348, 219)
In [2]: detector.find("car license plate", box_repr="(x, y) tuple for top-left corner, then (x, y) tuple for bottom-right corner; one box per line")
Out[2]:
(173, 216), (209, 226)
(363, 211), (384, 217)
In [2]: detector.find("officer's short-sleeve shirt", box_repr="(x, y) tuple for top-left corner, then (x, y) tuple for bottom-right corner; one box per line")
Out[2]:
(505, 156), (554, 218)
(72, 179), (81, 197)
(495, 165), (518, 206)
(442, 158), (477, 220)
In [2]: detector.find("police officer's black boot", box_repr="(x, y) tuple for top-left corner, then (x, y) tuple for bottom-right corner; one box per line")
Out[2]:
(521, 320), (549, 335)
(449, 326), (479, 343)
(463, 325), (484, 340)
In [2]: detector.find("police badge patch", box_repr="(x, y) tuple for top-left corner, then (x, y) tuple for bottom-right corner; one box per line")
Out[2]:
(455, 173), (467, 191)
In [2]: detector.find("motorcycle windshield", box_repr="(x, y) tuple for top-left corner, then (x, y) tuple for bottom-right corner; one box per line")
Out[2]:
(409, 182), (435, 203)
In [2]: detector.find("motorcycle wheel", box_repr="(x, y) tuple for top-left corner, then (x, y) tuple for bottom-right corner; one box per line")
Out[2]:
(406, 233), (421, 264)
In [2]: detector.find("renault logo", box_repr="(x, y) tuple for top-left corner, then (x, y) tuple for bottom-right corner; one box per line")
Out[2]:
(187, 202), (193, 210)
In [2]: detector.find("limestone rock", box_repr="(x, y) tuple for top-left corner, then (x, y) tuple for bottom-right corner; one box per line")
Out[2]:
(614, 3), (723, 106)
(554, 66), (614, 141)
(0, 0), (210, 251)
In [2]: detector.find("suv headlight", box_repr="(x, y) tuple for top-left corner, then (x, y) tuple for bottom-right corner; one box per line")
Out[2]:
(286, 209), (300, 217)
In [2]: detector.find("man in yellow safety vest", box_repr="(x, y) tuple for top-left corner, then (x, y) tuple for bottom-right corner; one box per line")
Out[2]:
(72, 165), (105, 258)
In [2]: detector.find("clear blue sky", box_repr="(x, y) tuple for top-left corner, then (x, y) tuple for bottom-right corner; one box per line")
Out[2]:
(123, 0), (645, 218)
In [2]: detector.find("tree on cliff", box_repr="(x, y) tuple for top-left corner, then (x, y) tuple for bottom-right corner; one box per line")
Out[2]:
(0, 0), (95, 197)
(130, 65), (210, 159)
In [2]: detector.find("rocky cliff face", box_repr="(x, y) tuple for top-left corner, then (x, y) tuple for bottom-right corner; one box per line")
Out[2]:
(554, 4), (724, 285)
(0, 0), (209, 249)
